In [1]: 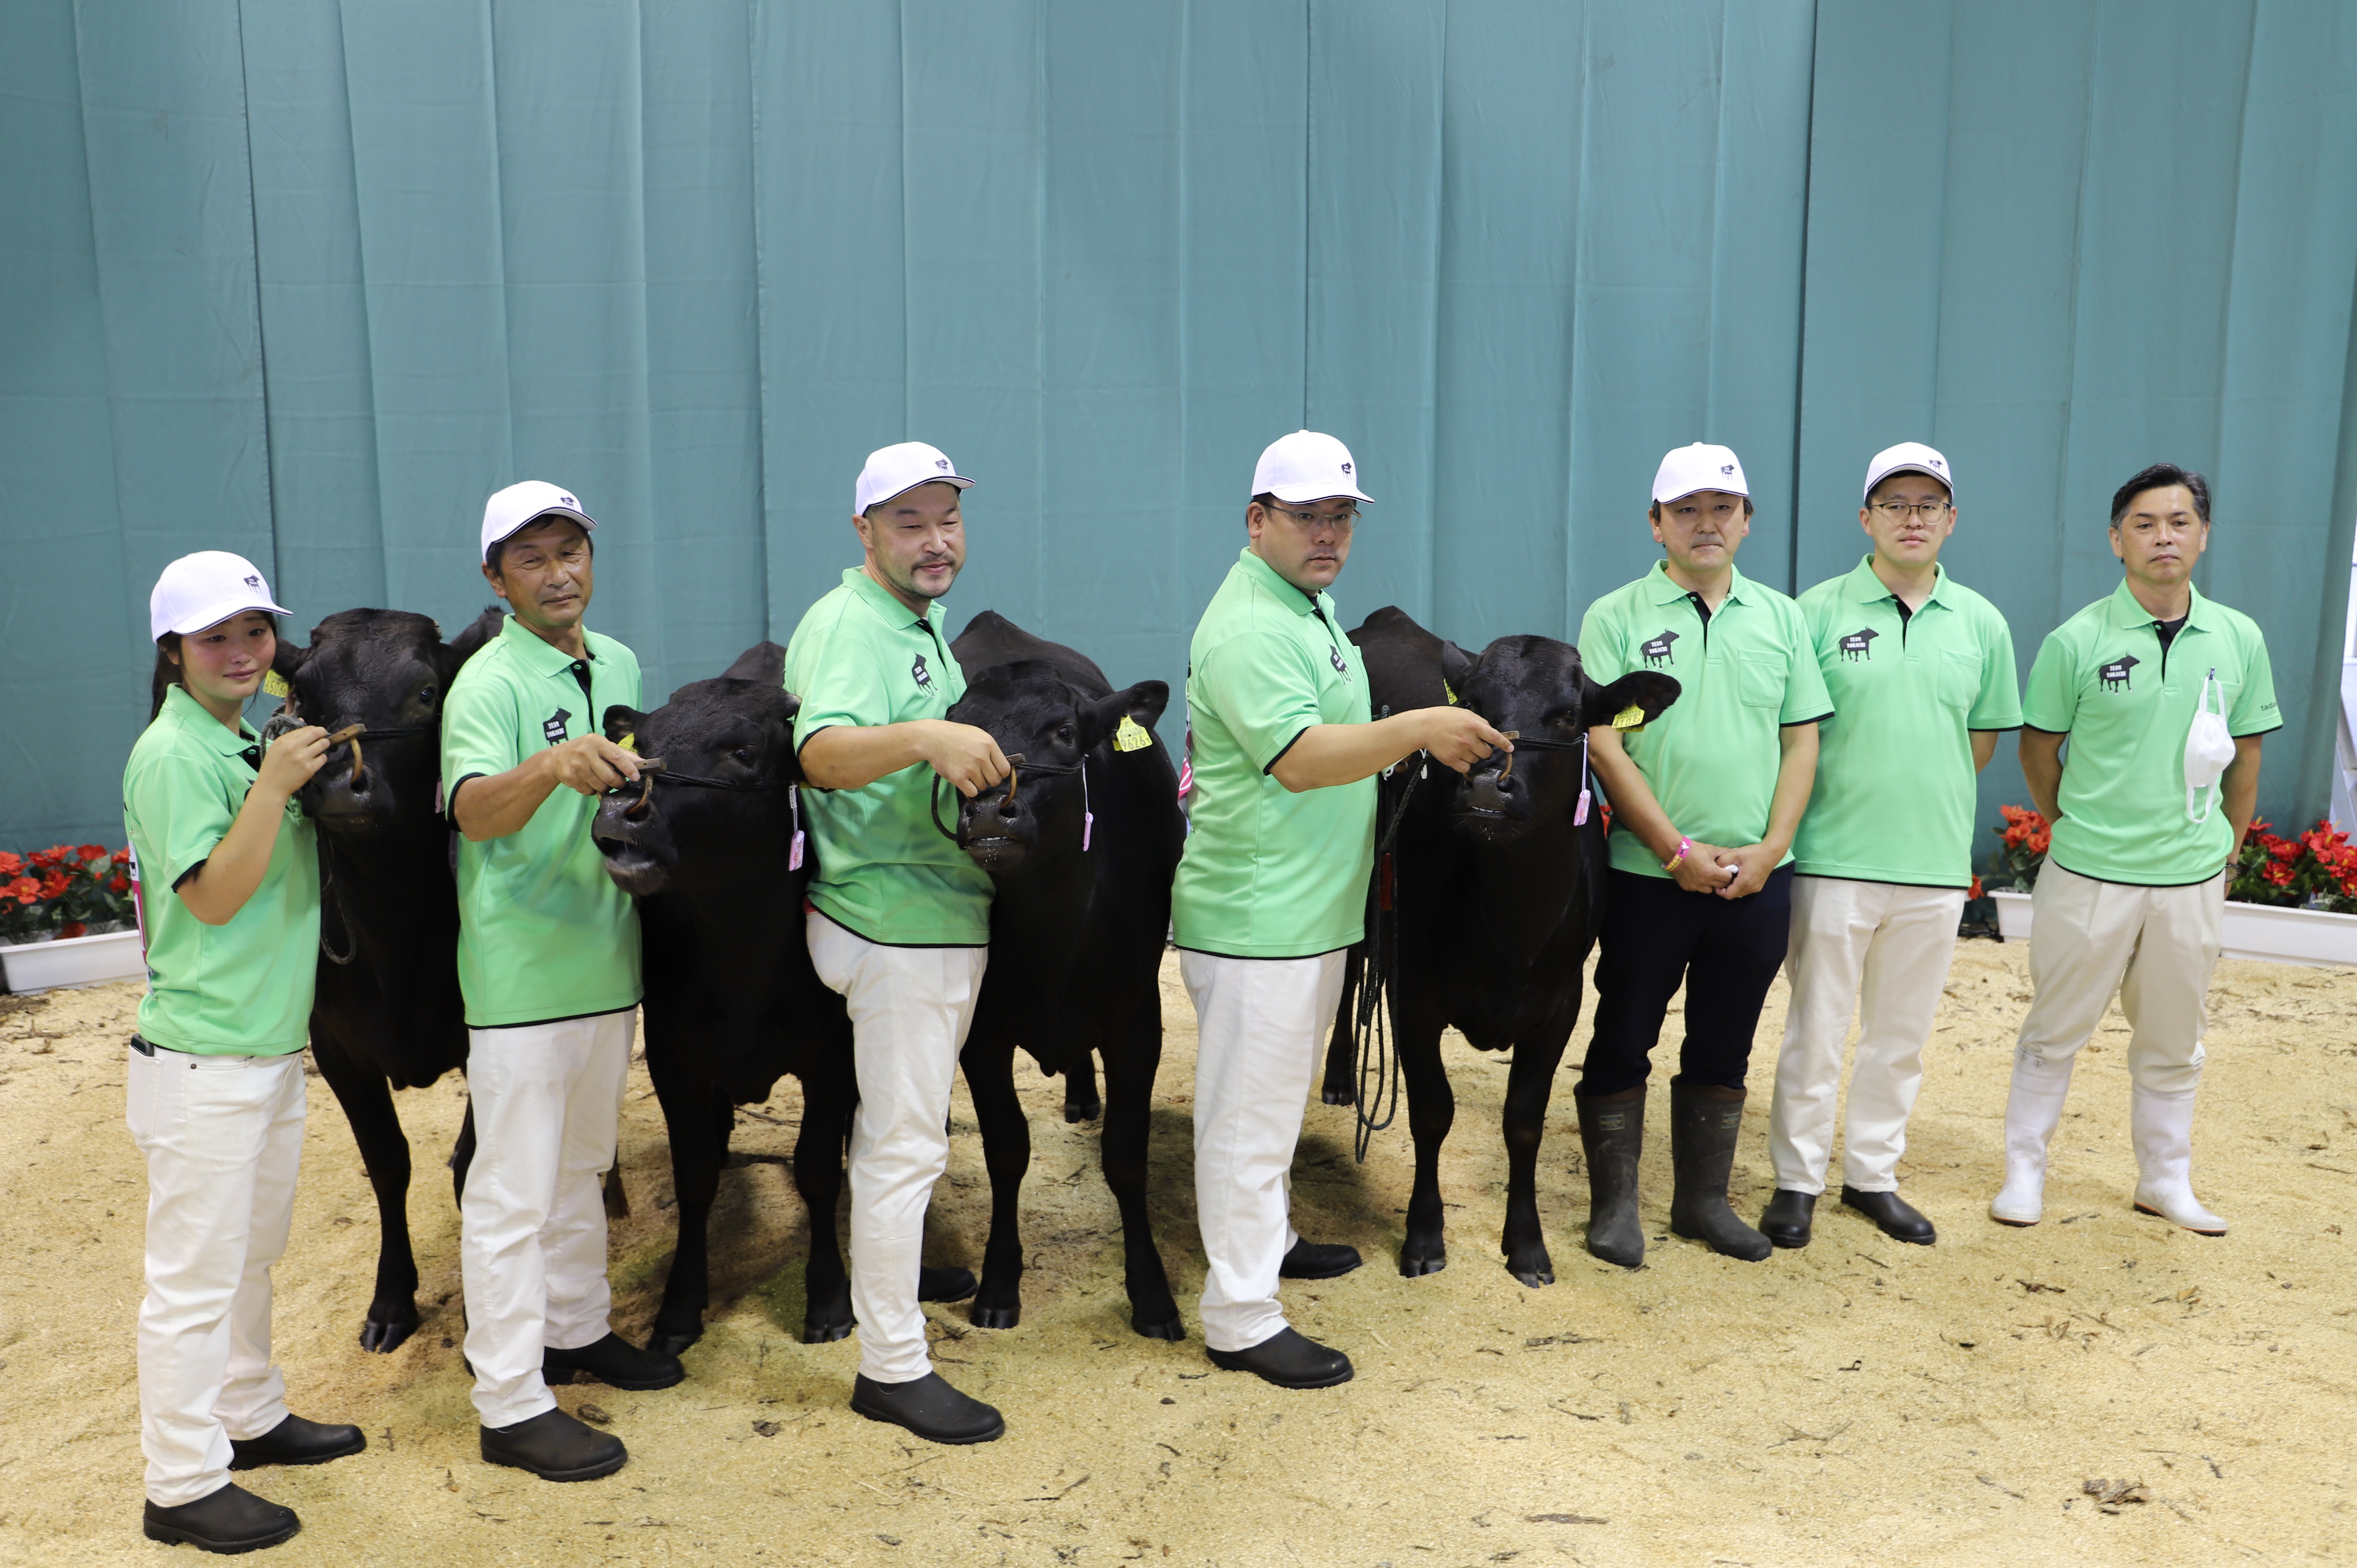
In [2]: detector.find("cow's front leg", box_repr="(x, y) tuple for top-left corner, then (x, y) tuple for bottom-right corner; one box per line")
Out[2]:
(960, 1031), (1030, 1329)
(1100, 1000), (1181, 1339)
(310, 1032), (423, 1352)
(792, 1063), (856, 1344)
(645, 1067), (727, 1359)
(1499, 1033), (1571, 1286)
(1396, 1012), (1455, 1277)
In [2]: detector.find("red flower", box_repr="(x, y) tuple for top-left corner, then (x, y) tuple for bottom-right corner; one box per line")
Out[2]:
(110, 847), (131, 866)
(28, 847), (66, 869)
(2028, 830), (2051, 856)
(37, 870), (70, 900)
(76, 843), (107, 862)
(58, 921), (86, 940)
(2264, 860), (2295, 887)
(1969, 874), (1985, 900)
(108, 875), (130, 893)
(6, 876), (37, 904)
(0, 852), (18, 876)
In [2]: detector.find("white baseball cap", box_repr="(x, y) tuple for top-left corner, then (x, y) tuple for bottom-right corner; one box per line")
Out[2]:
(1252, 431), (1373, 505)
(481, 480), (596, 564)
(856, 442), (972, 514)
(1862, 441), (1955, 503)
(1652, 442), (1748, 505)
(150, 551), (292, 641)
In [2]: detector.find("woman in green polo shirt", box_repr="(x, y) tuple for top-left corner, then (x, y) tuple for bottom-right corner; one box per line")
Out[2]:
(122, 553), (364, 1555)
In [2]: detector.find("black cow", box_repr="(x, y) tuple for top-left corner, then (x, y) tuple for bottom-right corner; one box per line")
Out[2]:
(1321, 607), (1678, 1285)
(944, 611), (1187, 1339)
(269, 606), (503, 1351)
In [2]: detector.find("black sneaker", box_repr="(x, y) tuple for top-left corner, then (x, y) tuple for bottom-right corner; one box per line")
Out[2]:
(142, 1483), (300, 1553)
(1206, 1327), (1354, 1390)
(850, 1372), (1005, 1445)
(480, 1408), (627, 1481)
(543, 1332), (684, 1390)
(228, 1413), (366, 1471)
(1278, 1239), (1363, 1280)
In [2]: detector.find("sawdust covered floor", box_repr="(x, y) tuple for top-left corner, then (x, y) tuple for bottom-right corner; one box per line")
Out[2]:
(3, 942), (2354, 1568)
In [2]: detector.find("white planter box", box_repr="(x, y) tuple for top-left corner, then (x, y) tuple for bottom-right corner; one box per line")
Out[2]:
(0, 927), (145, 994)
(1985, 887), (2357, 968)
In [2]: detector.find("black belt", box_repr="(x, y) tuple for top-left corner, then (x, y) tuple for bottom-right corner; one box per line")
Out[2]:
(129, 1034), (188, 1056)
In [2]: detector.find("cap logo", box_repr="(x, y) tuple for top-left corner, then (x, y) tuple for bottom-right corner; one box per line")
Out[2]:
(1339, 462), (1352, 474)
(560, 494), (576, 507)
(244, 574), (262, 589)
(1720, 464), (1735, 475)
(935, 458), (951, 471)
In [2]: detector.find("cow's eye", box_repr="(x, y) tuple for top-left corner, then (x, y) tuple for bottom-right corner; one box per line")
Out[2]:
(731, 747), (756, 766)
(1056, 725), (1075, 745)
(418, 684), (437, 706)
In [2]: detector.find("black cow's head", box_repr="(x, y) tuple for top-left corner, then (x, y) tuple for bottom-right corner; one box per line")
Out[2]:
(1444, 636), (1680, 845)
(945, 661), (1167, 877)
(270, 606), (502, 839)
(592, 643), (801, 898)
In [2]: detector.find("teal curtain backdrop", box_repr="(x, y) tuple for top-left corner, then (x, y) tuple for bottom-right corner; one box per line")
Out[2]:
(6, 0), (2356, 857)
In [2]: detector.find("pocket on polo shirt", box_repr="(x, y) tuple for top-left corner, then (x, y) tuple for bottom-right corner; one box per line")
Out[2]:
(1939, 650), (1980, 710)
(1738, 649), (1788, 708)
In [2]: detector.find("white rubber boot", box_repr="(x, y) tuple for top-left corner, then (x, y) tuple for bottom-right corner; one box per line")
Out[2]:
(2131, 1086), (2227, 1235)
(1989, 1049), (2073, 1226)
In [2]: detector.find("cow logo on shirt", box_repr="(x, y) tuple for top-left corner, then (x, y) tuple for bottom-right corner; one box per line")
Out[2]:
(2099, 654), (2139, 692)
(1641, 629), (1679, 667)
(544, 708), (572, 747)
(1330, 646), (1348, 675)
(912, 653), (933, 689)
(1839, 627), (1879, 662)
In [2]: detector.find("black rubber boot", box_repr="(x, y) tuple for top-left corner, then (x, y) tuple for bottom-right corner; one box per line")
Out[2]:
(918, 1264), (979, 1302)
(1759, 1189), (1816, 1249)
(850, 1372), (1006, 1444)
(1278, 1239), (1363, 1279)
(142, 1483), (300, 1553)
(1575, 1087), (1646, 1268)
(542, 1332), (684, 1390)
(1840, 1185), (1936, 1245)
(1667, 1083), (1772, 1262)
(228, 1413), (366, 1470)
(480, 1408), (628, 1481)
(1205, 1327), (1354, 1390)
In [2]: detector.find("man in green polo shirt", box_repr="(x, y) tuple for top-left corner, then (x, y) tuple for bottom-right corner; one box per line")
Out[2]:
(1174, 431), (1504, 1390)
(1575, 442), (1832, 1268)
(443, 481), (672, 1485)
(783, 441), (1010, 1446)
(1763, 444), (2020, 1252)
(1992, 463), (2276, 1235)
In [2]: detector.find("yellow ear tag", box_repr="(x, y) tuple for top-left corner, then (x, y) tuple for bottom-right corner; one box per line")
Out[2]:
(1443, 680), (1458, 705)
(263, 670), (291, 699)
(1114, 716), (1152, 753)
(1612, 704), (1646, 730)
(618, 733), (637, 753)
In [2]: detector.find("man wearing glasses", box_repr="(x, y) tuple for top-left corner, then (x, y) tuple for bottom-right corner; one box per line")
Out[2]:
(1762, 445), (2020, 1251)
(1173, 431), (1504, 1388)
(1575, 444), (1831, 1268)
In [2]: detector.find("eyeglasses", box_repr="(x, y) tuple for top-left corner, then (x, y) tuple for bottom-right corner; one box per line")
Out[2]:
(1265, 502), (1359, 534)
(1871, 500), (1952, 520)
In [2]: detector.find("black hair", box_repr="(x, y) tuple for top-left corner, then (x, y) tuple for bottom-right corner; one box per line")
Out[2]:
(485, 514), (594, 577)
(149, 636), (183, 721)
(1648, 495), (1755, 522)
(2110, 463), (2210, 526)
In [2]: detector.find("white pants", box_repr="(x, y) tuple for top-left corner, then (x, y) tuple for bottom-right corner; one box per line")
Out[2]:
(1182, 948), (1348, 1354)
(1770, 877), (1965, 1194)
(461, 1010), (634, 1427)
(2016, 863), (2223, 1094)
(807, 914), (988, 1385)
(127, 1045), (307, 1507)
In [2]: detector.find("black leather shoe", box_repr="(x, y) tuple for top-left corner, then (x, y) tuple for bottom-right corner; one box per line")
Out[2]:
(228, 1413), (366, 1471)
(480, 1408), (627, 1481)
(850, 1372), (1005, 1445)
(1760, 1189), (1817, 1249)
(1205, 1327), (1354, 1390)
(1278, 1239), (1363, 1280)
(1841, 1186), (1937, 1245)
(142, 1482), (300, 1553)
(543, 1332), (684, 1390)
(918, 1264), (978, 1303)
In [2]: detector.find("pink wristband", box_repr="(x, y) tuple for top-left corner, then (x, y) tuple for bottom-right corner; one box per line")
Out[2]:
(1663, 836), (1692, 872)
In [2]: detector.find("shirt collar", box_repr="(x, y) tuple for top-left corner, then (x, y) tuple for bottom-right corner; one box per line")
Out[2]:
(163, 682), (258, 753)
(1648, 558), (1752, 609)
(499, 612), (603, 676)
(842, 565), (947, 634)
(2105, 578), (2211, 634)
(1235, 547), (1325, 617)
(1847, 554), (1952, 609)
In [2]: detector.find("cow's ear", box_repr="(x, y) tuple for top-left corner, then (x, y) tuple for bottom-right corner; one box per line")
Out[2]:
(440, 604), (503, 679)
(1438, 640), (1479, 702)
(1582, 671), (1680, 731)
(603, 705), (645, 744)
(270, 634), (310, 681)
(778, 687), (804, 725)
(1082, 681), (1169, 753)
(722, 641), (786, 685)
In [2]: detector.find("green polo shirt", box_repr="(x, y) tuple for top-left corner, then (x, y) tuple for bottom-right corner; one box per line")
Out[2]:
(782, 568), (993, 947)
(1172, 548), (1376, 958)
(121, 684), (320, 1056)
(1579, 560), (1833, 881)
(1790, 557), (2022, 888)
(441, 615), (644, 1027)
(2022, 580), (2278, 887)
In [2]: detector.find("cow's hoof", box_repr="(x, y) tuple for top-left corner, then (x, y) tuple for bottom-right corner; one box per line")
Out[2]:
(969, 1302), (1022, 1331)
(1507, 1262), (1556, 1288)
(644, 1328), (701, 1360)
(1398, 1250), (1448, 1278)
(802, 1315), (854, 1345)
(1320, 1085), (1353, 1106)
(1062, 1100), (1101, 1124)
(918, 1266), (978, 1303)
(1132, 1313), (1186, 1342)
(359, 1311), (420, 1354)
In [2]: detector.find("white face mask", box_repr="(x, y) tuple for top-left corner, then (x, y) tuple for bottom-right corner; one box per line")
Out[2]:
(2184, 666), (2235, 823)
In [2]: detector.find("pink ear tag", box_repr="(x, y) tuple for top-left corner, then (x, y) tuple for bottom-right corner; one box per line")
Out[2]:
(1080, 761), (1095, 851)
(1575, 788), (1591, 826)
(789, 785), (806, 870)
(790, 830), (805, 871)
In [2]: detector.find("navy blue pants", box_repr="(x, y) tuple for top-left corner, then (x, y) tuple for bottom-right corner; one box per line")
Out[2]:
(1577, 864), (1795, 1098)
